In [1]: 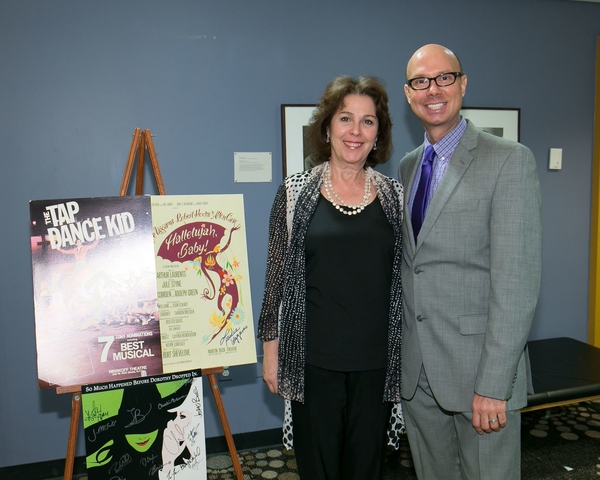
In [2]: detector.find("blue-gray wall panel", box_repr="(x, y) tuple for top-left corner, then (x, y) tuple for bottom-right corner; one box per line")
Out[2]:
(0, 0), (598, 467)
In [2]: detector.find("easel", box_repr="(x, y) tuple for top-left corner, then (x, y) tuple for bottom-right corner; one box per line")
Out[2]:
(58, 128), (244, 480)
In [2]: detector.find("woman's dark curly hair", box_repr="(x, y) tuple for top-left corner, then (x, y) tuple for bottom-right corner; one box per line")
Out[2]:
(305, 75), (393, 167)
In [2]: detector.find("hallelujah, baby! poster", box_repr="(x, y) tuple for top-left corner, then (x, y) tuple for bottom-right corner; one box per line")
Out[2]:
(151, 194), (256, 373)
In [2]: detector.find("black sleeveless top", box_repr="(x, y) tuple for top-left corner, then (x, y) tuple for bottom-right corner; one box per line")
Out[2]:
(304, 194), (394, 371)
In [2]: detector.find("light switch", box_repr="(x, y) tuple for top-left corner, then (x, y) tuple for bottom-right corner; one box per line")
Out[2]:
(549, 148), (562, 170)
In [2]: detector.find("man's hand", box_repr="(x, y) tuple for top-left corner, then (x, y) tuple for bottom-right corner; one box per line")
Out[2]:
(472, 393), (506, 434)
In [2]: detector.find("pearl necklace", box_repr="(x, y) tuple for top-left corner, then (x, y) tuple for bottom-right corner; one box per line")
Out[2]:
(323, 162), (372, 216)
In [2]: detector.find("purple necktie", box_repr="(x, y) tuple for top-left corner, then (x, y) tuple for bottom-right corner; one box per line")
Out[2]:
(411, 145), (435, 241)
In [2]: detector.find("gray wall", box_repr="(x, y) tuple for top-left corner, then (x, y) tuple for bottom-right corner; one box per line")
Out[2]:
(0, 0), (598, 468)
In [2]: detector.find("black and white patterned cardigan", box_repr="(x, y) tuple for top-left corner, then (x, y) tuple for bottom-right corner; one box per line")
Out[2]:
(257, 162), (404, 404)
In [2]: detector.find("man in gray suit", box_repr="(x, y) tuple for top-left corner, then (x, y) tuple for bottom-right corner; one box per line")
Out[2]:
(399, 44), (542, 479)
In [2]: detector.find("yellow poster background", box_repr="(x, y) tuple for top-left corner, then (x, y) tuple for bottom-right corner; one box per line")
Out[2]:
(151, 194), (256, 371)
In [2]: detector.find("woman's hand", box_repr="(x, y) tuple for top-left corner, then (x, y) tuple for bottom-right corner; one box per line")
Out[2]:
(262, 339), (279, 395)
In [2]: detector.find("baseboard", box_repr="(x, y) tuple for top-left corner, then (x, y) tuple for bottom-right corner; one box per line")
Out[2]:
(0, 428), (283, 479)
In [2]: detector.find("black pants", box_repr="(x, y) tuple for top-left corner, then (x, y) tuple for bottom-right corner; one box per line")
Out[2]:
(291, 364), (390, 480)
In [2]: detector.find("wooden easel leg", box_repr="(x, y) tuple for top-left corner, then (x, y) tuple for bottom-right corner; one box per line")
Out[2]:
(119, 128), (141, 196)
(120, 128), (166, 196)
(207, 373), (244, 480)
(143, 130), (167, 195)
(135, 131), (146, 195)
(64, 392), (81, 480)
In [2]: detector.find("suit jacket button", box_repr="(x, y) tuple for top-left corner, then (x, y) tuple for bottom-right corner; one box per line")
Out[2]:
(416, 315), (425, 322)
(414, 267), (422, 274)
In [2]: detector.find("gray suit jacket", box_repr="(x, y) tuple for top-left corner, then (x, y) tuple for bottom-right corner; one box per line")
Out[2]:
(398, 120), (542, 412)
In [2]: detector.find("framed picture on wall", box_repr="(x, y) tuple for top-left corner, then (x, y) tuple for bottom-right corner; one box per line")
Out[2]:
(460, 107), (521, 142)
(281, 104), (317, 177)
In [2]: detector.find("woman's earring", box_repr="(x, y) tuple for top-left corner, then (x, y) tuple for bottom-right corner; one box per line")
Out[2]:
(326, 133), (330, 143)
(373, 140), (377, 151)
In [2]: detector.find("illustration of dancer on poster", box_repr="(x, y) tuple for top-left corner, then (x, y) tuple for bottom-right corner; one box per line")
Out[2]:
(29, 196), (163, 389)
(82, 370), (206, 480)
(151, 194), (257, 372)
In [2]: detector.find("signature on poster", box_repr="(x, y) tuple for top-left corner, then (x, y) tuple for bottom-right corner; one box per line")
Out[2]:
(87, 418), (117, 443)
(85, 401), (110, 423)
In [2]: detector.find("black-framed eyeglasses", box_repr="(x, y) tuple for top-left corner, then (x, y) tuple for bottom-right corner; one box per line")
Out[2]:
(406, 72), (464, 91)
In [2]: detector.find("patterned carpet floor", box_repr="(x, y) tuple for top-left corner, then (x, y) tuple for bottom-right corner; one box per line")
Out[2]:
(206, 400), (600, 480)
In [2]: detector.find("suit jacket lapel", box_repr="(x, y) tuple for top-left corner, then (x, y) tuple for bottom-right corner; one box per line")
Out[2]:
(415, 121), (479, 250)
(402, 146), (424, 253)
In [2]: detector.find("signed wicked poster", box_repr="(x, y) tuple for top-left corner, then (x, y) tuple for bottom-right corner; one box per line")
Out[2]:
(30, 196), (162, 389)
(151, 194), (257, 372)
(82, 370), (206, 480)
